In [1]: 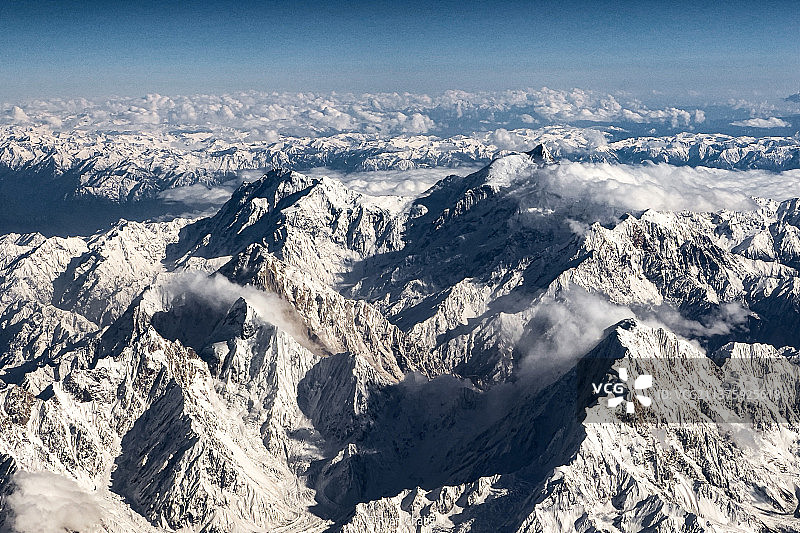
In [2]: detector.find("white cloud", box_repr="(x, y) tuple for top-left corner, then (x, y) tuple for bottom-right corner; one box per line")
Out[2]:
(520, 288), (635, 383)
(694, 109), (706, 123)
(486, 126), (609, 154)
(10, 106), (29, 123)
(532, 161), (800, 213)
(0, 88), (706, 138)
(7, 471), (102, 533)
(639, 301), (750, 338)
(731, 117), (790, 128)
(401, 112), (435, 134)
(525, 88), (701, 127)
(157, 177), (244, 206)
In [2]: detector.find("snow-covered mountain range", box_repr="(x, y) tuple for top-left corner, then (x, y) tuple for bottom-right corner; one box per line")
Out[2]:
(2, 142), (800, 532)
(4, 126), (800, 202)
(4, 123), (800, 235)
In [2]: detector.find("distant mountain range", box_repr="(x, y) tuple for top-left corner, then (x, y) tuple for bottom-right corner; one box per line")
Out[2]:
(2, 124), (800, 234)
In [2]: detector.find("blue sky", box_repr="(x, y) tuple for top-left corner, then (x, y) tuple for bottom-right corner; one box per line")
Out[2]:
(1, 0), (798, 103)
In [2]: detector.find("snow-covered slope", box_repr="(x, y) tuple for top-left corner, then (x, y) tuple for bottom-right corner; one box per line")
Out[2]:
(2, 147), (800, 532)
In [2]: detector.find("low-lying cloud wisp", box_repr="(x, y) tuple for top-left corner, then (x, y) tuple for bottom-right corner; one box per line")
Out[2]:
(159, 272), (328, 356)
(7, 471), (103, 533)
(517, 287), (753, 390)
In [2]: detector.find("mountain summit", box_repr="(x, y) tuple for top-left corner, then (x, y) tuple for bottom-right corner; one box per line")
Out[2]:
(526, 143), (554, 164)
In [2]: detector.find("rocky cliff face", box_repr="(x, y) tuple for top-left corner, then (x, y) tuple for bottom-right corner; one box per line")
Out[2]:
(1, 147), (800, 532)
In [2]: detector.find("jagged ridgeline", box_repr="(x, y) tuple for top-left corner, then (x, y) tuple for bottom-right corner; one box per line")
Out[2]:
(1, 145), (800, 532)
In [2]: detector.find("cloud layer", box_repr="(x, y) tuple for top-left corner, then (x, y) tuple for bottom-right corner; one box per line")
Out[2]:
(529, 161), (800, 214)
(0, 89), (708, 139)
(316, 157), (800, 209)
(157, 159), (800, 220)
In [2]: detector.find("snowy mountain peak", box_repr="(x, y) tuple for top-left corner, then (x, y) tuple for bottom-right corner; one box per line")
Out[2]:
(526, 142), (555, 164)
